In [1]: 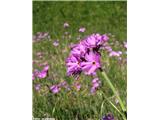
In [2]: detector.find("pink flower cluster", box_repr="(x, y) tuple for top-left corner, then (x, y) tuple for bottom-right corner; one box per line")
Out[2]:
(50, 85), (60, 94)
(79, 27), (86, 33)
(50, 81), (70, 94)
(34, 84), (41, 91)
(90, 78), (101, 94)
(33, 32), (50, 42)
(109, 51), (122, 57)
(66, 33), (109, 76)
(32, 65), (49, 80)
(105, 44), (123, 58)
(105, 41), (127, 59)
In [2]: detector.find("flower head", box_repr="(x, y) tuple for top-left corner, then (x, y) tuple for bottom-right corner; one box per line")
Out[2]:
(33, 32), (49, 42)
(33, 69), (40, 77)
(50, 85), (60, 94)
(81, 51), (101, 75)
(64, 22), (69, 28)
(37, 70), (47, 78)
(102, 113), (114, 120)
(90, 78), (100, 94)
(79, 27), (86, 32)
(71, 43), (87, 57)
(35, 84), (41, 91)
(66, 33), (109, 77)
(66, 55), (82, 76)
(83, 33), (109, 49)
(92, 78), (100, 88)
(32, 74), (35, 80)
(53, 40), (59, 46)
(33, 65), (49, 79)
(43, 65), (49, 71)
(109, 51), (122, 57)
(124, 41), (127, 48)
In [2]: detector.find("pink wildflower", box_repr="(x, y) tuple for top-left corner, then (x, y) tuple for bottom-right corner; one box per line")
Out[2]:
(124, 42), (127, 48)
(64, 22), (69, 28)
(79, 27), (86, 32)
(90, 78), (100, 94)
(35, 84), (41, 91)
(109, 51), (122, 57)
(37, 71), (47, 78)
(50, 85), (60, 94)
(53, 40), (59, 46)
(81, 51), (101, 75)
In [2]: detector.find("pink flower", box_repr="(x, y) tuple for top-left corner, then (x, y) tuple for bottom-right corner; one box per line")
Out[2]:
(33, 65), (49, 79)
(81, 51), (101, 75)
(83, 34), (100, 48)
(102, 113), (114, 120)
(118, 51), (122, 54)
(37, 70), (47, 78)
(50, 85), (60, 94)
(53, 40), (59, 46)
(83, 33), (109, 49)
(90, 87), (96, 94)
(33, 69), (40, 77)
(109, 51), (122, 57)
(32, 74), (35, 80)
(92, 78), (100, 88)
(79, 27), (86, 32)
(64, 22), (69, 28)
(33, 32), (49, 42)
(66, 33), (109, 77)
(91, 78), (100, 94)
(124, 42), (127, 48)
(35, 84), (41, 91)
(66, 55), (82, 76)
(105, 46), (112, 52)
(101, 34), (109, 42)
(43, 65), (49, 71)
(71, 43), (87, 57)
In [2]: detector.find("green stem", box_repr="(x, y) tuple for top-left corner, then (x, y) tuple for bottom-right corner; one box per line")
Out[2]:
(101, 71), (126, 114)
(108, 100), (127, 120)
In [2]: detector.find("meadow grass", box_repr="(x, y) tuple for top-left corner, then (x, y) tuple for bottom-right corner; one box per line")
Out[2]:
(33, 1), (127, 120)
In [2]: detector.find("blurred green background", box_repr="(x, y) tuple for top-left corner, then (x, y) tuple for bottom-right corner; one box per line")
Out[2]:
(33, 1), (126, 41)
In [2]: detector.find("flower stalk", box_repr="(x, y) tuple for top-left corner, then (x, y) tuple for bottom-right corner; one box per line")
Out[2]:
(101, 71), (127, 119)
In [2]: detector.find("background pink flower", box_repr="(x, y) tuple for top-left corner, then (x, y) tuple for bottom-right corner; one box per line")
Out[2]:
(64, 22), (69, 28)
(79, 27), (86, 32)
